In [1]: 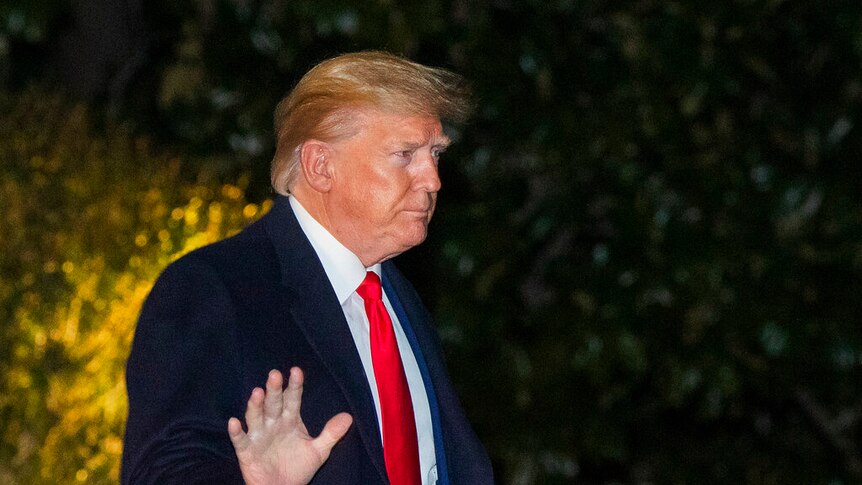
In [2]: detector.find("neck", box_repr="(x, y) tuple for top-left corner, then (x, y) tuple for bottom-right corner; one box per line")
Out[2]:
(291, 187), (387, 267)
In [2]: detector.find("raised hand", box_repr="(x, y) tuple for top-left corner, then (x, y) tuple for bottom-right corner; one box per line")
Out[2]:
(227, 367), (353, 485)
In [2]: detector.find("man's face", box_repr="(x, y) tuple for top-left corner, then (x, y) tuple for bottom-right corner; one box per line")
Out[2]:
(324, 109), (449, 265)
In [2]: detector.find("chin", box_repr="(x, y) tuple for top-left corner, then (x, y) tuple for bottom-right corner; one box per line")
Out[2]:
(405, 234), (428, 249)
(399, 228), (429, 249)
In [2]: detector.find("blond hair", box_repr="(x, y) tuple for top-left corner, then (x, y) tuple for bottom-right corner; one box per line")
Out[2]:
(270, 51), (473, 194)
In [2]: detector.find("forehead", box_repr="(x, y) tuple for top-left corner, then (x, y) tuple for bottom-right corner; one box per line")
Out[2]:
(355, 109), (449, 145)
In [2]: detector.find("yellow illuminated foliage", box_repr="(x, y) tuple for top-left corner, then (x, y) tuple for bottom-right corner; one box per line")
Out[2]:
(0, 92), (267, 484)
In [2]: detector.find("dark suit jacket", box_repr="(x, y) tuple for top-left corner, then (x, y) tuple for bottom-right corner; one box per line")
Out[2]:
(122, 195), (493, 484)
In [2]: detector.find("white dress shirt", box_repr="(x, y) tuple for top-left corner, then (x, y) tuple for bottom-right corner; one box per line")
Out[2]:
(289, 196), (437, 485)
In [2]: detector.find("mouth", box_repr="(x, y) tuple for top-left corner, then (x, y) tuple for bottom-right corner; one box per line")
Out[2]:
(403, 209), (430, 216)
(403, 209), (433, 221)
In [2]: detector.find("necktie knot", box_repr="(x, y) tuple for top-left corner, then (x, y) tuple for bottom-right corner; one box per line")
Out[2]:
(357, 271), (383, 301)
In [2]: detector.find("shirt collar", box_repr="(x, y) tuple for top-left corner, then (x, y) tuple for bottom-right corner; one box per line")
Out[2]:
(289, 195), (381, 304)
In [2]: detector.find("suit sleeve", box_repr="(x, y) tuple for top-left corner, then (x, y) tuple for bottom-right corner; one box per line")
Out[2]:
(122, 254), (245, 484)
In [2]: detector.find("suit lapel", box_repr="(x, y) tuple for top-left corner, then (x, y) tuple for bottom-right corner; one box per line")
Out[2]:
(382, 262), (453, 407)
(384, 264), (495, 484)
(264, 196), (388, 482)
(382, 265), (452, 485)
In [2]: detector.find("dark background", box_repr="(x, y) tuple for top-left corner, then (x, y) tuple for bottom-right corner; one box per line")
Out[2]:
(2, 0), (861, 483)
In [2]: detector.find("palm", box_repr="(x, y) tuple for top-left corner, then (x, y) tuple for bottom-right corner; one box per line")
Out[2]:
(228, 368), (353, 485)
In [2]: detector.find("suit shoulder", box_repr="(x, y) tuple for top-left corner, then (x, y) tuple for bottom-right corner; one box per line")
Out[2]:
(163, 218), (278, 286)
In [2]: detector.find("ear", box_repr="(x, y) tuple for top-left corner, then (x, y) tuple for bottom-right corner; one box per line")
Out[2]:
(298, 140), (334, 193)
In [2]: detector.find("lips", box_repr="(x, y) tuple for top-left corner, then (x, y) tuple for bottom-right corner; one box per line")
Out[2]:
(403, 210), (430, 218)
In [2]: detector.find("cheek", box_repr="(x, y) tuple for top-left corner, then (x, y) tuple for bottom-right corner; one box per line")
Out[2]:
(345, 170), (413, 222)
(376, 179), (411, 209)
(354, 191), (394, 229)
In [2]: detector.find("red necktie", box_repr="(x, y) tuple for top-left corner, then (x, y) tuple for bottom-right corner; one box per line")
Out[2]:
(357, 271), (421, 485)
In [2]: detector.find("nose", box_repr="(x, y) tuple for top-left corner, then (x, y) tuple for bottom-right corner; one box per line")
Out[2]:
(414, 153), (441, 193)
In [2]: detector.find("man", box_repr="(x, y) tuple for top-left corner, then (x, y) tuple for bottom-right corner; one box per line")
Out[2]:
(122, 51), (494, 484)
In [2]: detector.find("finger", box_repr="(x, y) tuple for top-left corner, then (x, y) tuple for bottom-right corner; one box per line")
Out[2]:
(263, 369), (284, 422)
(312, 412), (353, 459)
(282, 367), (305, 419)
(244, 387), (265, 432)
(227, 417), (250, 452)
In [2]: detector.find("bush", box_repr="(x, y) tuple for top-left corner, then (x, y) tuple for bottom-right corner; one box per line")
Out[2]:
(0, 91), (266, 484)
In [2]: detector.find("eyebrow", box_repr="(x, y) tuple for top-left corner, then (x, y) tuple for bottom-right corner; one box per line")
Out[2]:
(428, 135), (452, 150)
(435, 136), (452, 148)
(391, 136), (451, 150)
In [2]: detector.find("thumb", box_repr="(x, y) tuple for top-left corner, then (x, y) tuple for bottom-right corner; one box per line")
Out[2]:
(313, 412), (353, 457)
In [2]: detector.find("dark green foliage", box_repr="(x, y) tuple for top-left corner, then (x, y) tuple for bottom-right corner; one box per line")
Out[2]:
(2, 1), (861, 483)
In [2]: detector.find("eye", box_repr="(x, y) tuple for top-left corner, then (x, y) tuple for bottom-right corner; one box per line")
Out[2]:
(431, 147), (446, 162)
(393, 149), (414, 160)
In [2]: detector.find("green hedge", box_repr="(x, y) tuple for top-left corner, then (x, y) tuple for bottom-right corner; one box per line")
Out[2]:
(0, 91), (265, 484)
